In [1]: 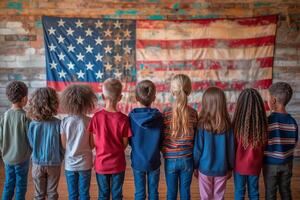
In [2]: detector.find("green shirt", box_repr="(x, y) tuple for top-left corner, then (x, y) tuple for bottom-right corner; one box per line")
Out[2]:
(0, 108), (31, 165)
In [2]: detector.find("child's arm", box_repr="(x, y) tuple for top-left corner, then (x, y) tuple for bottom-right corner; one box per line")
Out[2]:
(122, 137), (129, 148)
(89, 133), (95, 149)
(193, 128), (203, 170)
(60, 133), (66, 149)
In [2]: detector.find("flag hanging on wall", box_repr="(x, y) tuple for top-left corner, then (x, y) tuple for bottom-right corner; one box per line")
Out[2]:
(43, 15), (278, 113)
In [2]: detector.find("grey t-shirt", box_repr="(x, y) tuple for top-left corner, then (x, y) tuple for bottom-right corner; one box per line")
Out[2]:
(60, 115), (93, 171)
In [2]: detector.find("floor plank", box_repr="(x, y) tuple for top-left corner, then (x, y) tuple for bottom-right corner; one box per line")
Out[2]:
(1, 159), (300, 199)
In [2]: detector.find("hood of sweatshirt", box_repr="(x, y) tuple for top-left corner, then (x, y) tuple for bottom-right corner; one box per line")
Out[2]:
(129, 107), (162, 128)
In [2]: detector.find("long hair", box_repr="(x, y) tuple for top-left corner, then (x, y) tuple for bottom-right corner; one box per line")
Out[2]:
(232, 88), (268, 148)
(170, 74), (192, 137)
(60, 84), (97, 115)
(27, 87), (59, 121)
(198, 87), (231, 133)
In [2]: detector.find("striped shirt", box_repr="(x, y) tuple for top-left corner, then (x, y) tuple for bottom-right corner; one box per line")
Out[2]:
(264, 112), (298, 165)
(162, 107), (198, 159)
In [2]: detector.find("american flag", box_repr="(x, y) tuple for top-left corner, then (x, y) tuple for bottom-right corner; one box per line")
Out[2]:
(43, 15), (277, 113)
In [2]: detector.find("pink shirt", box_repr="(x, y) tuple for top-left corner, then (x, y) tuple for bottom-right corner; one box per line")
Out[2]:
(87, 109), (132, 174)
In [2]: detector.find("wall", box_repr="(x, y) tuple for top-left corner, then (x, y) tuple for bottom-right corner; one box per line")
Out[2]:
(0, 0), (300, 152)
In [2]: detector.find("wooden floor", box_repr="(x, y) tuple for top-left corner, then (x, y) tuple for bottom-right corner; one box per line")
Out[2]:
(1, 159), (300, 199)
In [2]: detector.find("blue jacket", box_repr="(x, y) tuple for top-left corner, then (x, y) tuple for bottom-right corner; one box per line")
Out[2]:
(28, 117), (64, 166)
(193, 128), (235, 176)
(129, 108), (163, 171)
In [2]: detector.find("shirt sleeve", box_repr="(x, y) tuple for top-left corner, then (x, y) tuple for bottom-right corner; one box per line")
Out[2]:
(295, 122), (299, 144)
(27, 123), (33, 149)
(193, 128), (203, 169)
(60, 118), (66, 135)
(87, 116), (95, 134)
(122, 117), (132, 138)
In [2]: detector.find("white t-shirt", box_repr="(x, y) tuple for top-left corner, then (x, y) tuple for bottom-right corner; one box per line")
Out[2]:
(60, 115), (93, 171)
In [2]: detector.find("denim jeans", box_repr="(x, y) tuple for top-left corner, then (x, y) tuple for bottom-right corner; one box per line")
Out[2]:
(234, 172), (259, 200)
(164, 157), (193, 200)
(95, 172), (125, 200)
(65, 169), (92, 200)
(132, 168), (160, 200)
(263, 162), (293, 200)
(2, 159), (29, 200)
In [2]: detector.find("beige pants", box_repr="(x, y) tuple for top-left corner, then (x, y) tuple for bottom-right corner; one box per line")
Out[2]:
(32, 163), (61, 200)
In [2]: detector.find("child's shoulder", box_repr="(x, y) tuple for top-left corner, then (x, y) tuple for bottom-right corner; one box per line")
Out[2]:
(268, 112), (297, 125)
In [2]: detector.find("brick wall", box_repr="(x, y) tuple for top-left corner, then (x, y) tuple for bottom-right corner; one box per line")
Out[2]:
(0, 0), (300, 152)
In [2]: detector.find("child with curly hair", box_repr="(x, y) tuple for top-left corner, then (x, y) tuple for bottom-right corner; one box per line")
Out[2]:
(60, 84), (98, 200)
(27, 87), (63, 200)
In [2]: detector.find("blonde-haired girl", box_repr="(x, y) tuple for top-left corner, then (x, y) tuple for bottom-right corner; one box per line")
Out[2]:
(162, 74), (198, 200)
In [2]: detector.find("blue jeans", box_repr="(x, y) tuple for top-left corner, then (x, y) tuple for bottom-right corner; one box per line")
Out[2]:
(164, 157), (193, 200)
(234, 172), (259, 200)
(95, 172), (125, 200)
(133, 168), (160, 200)
(65, 169), (92, 200)
(2, 160), (29, 200)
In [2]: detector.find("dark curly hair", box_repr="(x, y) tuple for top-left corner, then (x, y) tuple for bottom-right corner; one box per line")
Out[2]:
(6, 81), (28, 103)
(27, 87), (59, 121)
(60, 84), (98, 115)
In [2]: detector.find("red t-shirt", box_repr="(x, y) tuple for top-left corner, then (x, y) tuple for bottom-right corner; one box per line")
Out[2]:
(87, 109), (132, 174)
(234, 137), (265, 176)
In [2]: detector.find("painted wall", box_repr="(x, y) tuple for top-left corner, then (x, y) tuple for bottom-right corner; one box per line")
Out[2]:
(0, 1), (300, 153)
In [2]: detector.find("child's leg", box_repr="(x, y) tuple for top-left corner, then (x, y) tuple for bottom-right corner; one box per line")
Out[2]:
(233, 172), (246, 200)
(96, 173), (111, 200)
(147, 168), (160, 200)
(198, 172), (213, 200)
(213, 175), (227, 200)
(178, 157), (193, 200)
(46, 165), (61, 200)
(246, 175), (259, 200)
(32, 164), (47, 200)
(164, 159), (179, 200)
(263, 165), (278, 200)
(78, 170), (92, 200)
(14, 160), (29, 200)
(2, 163), (16, 200)
(278, 162), (293, 200)
(132, 169), (146, 200)
(111, 172), (125, 200)
(65, 170), (79, 200)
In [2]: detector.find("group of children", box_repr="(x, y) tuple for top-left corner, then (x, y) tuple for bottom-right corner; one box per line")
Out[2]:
(0, 73), (298, 200)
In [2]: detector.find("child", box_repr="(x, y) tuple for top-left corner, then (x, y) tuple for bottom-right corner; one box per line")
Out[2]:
(87, 78), (132, 200)
(129, 80), (163, 200)
(0, 81), (31, 200)
(162, 74), (198, 200)
(264, 82), (298, 200)
(232, 88), (268, 200)
(60, 84), (97, 200)
(27, 87), (63, 200)
(193, 87), (235, 200)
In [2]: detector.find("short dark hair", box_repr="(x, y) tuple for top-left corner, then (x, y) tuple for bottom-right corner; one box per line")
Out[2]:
(60, 84), (97, 115)
(135, 80), (156, 106)
(6, 81), (28, 103)
(27, 87), (59, 121)
(269, 82), (293, 106)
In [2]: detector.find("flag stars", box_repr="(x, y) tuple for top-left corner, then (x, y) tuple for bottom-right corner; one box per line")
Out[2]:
(85, 45), (93, 53)
(57, 35), (65, 43)
(48, 27), (56, 35)
(114, 71), (122, 79)
(76, 70), (85, 79)
(85, 28), (93, 37)
(95, 53), (103, 62)
(75, 19), (83, 28)
(123, 45), (131, 54)
(124, 62), (131, 70)
(123, 29), (131, 38)
(95, 20), (103, 28)
(104, 45), (113, 54)
(104, 63), (112, 71)
(67, 44), (75, 52)
(95, 37), (103, 45)
(114, 37), (122, 46)
(86, 62), (94, 70)
(104, 29), (112, 37)
(114, 54), (122, 63)
(57, 19), (65, 27)
(76, 36), (84, 45)
(58, 52), (66, 61)
(66, 27), (74, 36)
(67, 62), (75, 70)
(95, 70), (103, 79)
(50, 61), (57, 69)
(48, 43), (56, 51)
(114, 21), (121, 29)
(58, 70), (66, 78)
(76, 53), (84, 61)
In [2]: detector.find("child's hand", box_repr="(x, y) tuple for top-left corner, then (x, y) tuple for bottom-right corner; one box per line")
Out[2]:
(227, 171), (232, 180)
(194, 170), (199, 179)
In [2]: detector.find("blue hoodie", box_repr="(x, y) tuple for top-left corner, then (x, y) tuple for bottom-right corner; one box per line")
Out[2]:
(129, 108), (163, 171)
(193, 128), (235, 176)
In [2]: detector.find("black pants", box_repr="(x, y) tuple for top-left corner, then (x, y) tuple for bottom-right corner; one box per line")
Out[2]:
(263, 162), (293, 200)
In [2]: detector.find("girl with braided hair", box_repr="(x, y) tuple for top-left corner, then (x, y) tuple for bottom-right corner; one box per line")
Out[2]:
(232, 88), (268, 200)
